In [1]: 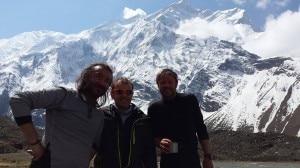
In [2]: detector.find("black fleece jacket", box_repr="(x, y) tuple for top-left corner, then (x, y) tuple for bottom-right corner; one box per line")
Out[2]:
(94, 104), (157, 168)
(148, 93), (209, 152)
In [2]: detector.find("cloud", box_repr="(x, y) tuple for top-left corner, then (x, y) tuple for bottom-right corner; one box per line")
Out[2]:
(256, 0), (271, 9)
(176, 18), (236, 41)
(176, 8), (300, 59)
(123, 7), (146, 19)
(256, 0), (290, 9)
(232, 0), (246, 5)
(274, 0), (290, 7)
(243, 9), (300, 58)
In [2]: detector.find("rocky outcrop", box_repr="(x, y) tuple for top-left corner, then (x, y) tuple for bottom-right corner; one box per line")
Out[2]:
(208, 130), (300, 161)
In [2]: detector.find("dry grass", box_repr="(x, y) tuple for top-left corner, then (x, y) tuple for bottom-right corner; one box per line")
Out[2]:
(0, 151), (31, 168)
(0, 151), (99, 168)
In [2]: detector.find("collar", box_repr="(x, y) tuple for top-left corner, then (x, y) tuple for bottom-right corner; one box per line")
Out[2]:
(112, 104), (133, 115)
(81, 93), (88, 102)
(80, 93), (98, 107)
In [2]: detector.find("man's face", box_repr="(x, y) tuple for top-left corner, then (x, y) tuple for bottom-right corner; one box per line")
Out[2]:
(84, 65), (112, 98)
(111, 83), (133, 110)
(157, 74), (177, 100)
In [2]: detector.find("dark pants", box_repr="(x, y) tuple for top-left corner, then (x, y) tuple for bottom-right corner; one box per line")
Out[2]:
(160, 152), (201, 168)
(29, 148), (51, 168)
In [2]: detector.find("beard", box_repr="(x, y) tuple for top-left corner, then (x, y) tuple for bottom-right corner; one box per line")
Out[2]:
(94, 87), (107, 97)
(85, 84), (107, 98)
(160, 87), (176, 99)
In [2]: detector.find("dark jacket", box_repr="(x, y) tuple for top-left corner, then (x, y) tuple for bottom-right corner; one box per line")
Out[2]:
(148, 93), (209, 168)
(94, 104), (157, 168)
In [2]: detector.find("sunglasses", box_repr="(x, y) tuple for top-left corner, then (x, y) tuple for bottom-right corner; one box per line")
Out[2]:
(113, 89), (133, 95)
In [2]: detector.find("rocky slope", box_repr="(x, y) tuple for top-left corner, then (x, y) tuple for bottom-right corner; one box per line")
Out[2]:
(0, 116), (25, 153)
(209, 130), (300, 161)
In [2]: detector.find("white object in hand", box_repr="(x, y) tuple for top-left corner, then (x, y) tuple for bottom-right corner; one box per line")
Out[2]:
(170, 142), (178, 153)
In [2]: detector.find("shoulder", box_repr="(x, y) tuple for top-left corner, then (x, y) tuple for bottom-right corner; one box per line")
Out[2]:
(56, 87), (77, 95)
(52, 87), (79, 102)
(39, 86), (78, 97)
(133, 107), (151, 124)
(131, 103), (143, 112)
(131, 103), (148, 118)
(147, 99), (161, 111)
(11, 87), (74, 99)
(100, 105), (120, 119)
(100, 105), (112, 114)
(177, 93), (197, 101)
(147, 100), (165, 118)
(175, 93), (199, 107)
(148, 99), (163, 108)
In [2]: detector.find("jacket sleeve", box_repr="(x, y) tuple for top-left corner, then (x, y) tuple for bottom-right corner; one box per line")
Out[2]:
(142, 119), (158, 168)
(147, 102), (161, 139)
(189, 94), (209, 141)
(9, 87), (67, 125)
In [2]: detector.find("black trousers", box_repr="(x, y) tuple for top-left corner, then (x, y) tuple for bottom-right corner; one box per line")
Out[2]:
(160, 152), (201, 168)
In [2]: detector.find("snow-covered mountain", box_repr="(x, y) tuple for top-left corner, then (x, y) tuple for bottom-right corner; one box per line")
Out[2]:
(0, 1), (299, 136)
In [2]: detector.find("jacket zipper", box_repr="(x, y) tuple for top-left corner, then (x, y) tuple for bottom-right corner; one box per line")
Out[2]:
(124, 116), (149, 168)
(117, 126), (122, 168)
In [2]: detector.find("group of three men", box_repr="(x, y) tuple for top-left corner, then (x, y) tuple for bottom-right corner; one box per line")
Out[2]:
(9, 63), (214, 168)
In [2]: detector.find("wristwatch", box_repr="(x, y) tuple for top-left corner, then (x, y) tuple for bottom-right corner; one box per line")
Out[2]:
(204, 153), (212, 160)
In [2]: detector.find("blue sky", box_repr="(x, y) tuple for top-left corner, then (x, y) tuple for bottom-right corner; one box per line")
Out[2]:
(0, 0), (299, 39)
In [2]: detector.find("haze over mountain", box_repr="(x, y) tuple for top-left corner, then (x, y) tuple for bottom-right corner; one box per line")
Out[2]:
(0, 1), (299, 136)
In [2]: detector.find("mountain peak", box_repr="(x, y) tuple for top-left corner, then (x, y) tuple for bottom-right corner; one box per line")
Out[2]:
(1, 5), (299, 137)
(157, 0), (199, 18)
(209, 8), (246, 23)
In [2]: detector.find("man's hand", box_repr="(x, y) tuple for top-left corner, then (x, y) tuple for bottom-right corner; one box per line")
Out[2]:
(27, 142), (45, 161)
(202, 157), (214, 168)
(159, 138), (172, 154)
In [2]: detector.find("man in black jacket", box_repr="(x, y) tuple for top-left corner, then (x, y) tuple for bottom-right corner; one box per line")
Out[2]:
(148, 68), (214, 168)
(94, 77), (157, 168)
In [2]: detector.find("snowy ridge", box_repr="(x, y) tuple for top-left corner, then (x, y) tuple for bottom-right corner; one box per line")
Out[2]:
(0, 1), (299, 136)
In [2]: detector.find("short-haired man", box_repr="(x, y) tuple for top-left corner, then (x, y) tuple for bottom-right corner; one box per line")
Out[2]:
(148, 68), (214, 168)
(94, 77), (157, 168)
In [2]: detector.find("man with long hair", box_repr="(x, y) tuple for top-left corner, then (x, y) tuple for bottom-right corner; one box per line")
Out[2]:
(9, 63), (113, 168)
